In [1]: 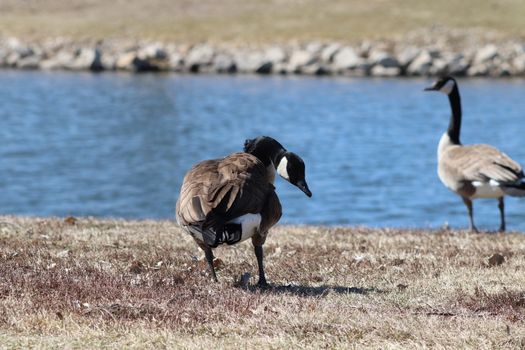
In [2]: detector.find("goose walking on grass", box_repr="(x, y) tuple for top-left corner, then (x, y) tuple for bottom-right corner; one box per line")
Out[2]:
(176, 136), (312, 286)
(425, 76), (525, 232)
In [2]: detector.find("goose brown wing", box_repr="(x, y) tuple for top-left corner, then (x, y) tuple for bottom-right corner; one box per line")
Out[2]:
(176, 153), (271, 229)
(445, 144), (523, 184)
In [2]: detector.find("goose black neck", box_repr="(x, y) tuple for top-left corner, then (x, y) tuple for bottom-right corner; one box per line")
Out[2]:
(447, 86), (462, 145)
(245, 137), (286, 167)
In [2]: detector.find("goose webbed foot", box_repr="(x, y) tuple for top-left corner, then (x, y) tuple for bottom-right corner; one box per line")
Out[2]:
(257, 277), (269, 288)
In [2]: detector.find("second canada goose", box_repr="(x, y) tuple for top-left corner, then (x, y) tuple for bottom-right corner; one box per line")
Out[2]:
(425, 76), (525, 232)
(176, 136), (312, 285)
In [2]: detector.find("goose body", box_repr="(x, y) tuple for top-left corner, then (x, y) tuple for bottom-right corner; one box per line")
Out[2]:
(426, 76), (525, 232)
(176, 136), (311, 285)
(176, 152), (282, 248)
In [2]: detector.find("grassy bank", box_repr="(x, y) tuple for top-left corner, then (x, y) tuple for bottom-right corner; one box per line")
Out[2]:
(0, 0), (524, 43)
(0, 217), (524, 348)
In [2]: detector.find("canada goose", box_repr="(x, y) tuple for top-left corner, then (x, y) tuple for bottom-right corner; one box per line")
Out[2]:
(425, 76), (525, 232)
(176, 136), (312, 285)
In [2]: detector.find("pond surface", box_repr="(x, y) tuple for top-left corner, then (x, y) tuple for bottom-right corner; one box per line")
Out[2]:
(1, 71), (525, 230)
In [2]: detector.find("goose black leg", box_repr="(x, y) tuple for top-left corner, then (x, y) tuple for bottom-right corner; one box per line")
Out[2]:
(203, 245), (218, 282)
(462, 197), (478, 233)
(498, 197), (506, 232)
(253, 245), (268, 287)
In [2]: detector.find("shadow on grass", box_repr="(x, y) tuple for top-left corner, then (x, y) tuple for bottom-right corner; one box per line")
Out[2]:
(242, 284), (383, 297)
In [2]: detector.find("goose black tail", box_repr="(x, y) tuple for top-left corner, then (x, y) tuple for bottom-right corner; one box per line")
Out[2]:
(502, 178), (525, 197)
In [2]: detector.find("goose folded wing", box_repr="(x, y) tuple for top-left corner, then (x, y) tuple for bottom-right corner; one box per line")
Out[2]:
(176, 154), (271, 229)
(454, 144), (523, 184)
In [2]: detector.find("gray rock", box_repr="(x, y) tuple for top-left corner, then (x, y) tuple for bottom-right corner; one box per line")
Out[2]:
(370, 65), (401, 77)
(114, 51), (164, 72)
(368, 50), (399, 68)
(255, 62), (272, 74)
(67, 48), (103, 71)
(467, 63), (489, 77)
(320, 43), (341, 63)
(234, 51), (269, 73)
(186, 44), (215, 72)
(332, 46), (366, 70)
(40, 51), (76, 70)
(512, 54), (525, 74)
(445, 53), (470, 76)
(397, 46), (420, 68)
(264, 46), (287, 64)
(406, 50), (433, 76)
(490, 61), (512, 77)
(169, 52), (184, 72)
(100, 53), (117, 70)
(115, 52), (137, 71)
(428, 58), (449, 76)
(271, 62), (288, 75)
(139, 43), (168, 60)
(17, 55), (41, 69)
(0, 48), (6, 67)
(473, 44), (498, 64)
(305, 42), (323, 54)
(287, 50), (317, 73)
(213, 53), (236, 73)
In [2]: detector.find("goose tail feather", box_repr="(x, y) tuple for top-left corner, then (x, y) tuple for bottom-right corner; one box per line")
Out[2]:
(502, 178), (525, 197)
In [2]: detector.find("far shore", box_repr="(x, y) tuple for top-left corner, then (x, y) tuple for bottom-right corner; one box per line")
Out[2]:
(2, 30), (525, 78)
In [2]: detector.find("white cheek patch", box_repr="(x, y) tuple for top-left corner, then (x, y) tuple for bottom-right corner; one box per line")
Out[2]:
(277, 157), (290, 180)
(439, 80), (455, 95)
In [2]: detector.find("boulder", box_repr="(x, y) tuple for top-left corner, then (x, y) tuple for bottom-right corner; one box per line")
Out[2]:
(40, 51), (76, 70)
(186, 44), (215, 72)
(397, 46), (420, 68)
(473, 44), (499, 64)
(406, 50), (433, 76)
(264, 46), (287, 64)
(370, 65), (401, 77)
(115, 52), (137, 70)
(168, 52), (184, 72)
(466, 63), (489, 77)
(139, 43), (168, 60)
(320, 43), (341, 63)
(0, 48), (6, 67)
(368, 50), (399, 68)
(17, 55), (41, 69)
(234, 51), (269, 73)
(100, 53), (117, 70)
(213, 53), (236, 73)
(428, 58), (448, 76)
(332, 46), (367, 71)
(67, 48), (103, 71)
(512, 54), (525, 74)
(445, 53), (470, 76)
(287, 50), (317, 73)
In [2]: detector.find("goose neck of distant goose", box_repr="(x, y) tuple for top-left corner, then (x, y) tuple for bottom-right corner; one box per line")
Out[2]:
(446, 86), (462, 145)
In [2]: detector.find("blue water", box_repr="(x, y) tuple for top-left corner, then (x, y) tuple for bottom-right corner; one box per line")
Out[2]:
(1, 71), (525, 230)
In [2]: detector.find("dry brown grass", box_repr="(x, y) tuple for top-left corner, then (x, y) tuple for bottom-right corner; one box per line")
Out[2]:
(0, 0), (524, 43)
(1, 216), (525, 349)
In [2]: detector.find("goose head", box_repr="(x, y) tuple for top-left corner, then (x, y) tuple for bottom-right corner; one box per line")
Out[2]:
(424, 76), (457, 95)
(276, 152), (312, 197)
(244, 136), (312, 197)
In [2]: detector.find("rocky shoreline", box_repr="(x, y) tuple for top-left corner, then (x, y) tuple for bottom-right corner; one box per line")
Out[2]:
(2, 33), (525, 77)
